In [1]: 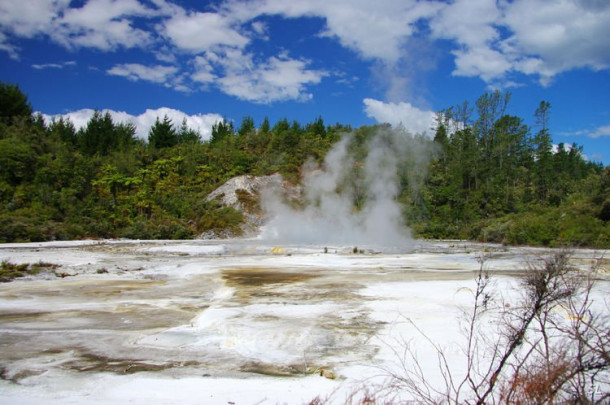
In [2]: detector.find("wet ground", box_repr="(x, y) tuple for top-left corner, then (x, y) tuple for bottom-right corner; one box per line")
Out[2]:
(0, 239), (607, 404)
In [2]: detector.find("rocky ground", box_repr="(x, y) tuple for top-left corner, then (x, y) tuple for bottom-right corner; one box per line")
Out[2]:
(0, 239), (608, 404)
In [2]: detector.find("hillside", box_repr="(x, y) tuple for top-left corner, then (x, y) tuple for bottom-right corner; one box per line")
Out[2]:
(1, 82), (608, 247)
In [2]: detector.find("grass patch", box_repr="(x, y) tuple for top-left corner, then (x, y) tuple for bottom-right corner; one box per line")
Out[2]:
(0, 260), (59, 282)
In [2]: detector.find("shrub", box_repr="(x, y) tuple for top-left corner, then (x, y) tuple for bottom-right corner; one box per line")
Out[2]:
(0, 260), (58, 282)
(197, 205), (244, 236)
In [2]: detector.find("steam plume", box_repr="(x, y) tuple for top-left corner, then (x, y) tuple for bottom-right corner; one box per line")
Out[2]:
(260, 126), (436, 247)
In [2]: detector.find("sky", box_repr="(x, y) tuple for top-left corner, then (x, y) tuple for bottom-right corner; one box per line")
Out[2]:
(0, 0), (609, 163)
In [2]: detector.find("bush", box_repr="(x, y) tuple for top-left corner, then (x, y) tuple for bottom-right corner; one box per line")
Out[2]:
(0, 260), (58, 282)
(373, 252), (609, 404)
(197, 205), (244, 237)
(120, 218), (194, 240)
(505, 213), (559, 246)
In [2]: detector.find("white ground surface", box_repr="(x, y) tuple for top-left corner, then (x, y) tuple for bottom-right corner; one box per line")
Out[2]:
(0, 239), (607, 404)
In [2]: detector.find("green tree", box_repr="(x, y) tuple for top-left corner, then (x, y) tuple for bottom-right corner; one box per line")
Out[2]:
(47, 117), (77, 146)
(77, 111), (131, 156)
(237, 116), (255, 137)
(306, 116), (327, 138)
(533, 101), (553, 201)
(259, 117), (270, 134)
(210, 119), (234, 144)
(148, 115), (178, 148)
(0, 82), (32, 126)
(176, 118), (201, 144)
(0, 137), (38, 186)
(433, 111), (450, 166)
(475, 90), (511, 158)
(272, 117), (290, 135)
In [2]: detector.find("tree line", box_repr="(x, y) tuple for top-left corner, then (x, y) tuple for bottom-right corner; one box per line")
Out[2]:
(0, 82), (342, 241)
(413, 91), (609, 246)
(0, 82), (608, 246)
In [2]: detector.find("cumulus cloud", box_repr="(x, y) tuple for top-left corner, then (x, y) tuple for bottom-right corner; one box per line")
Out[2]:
(43, 107), (223, 141)
(213, 51), (327, 103)
(501, 0), (610, 83)
(429, 0), (610, 85)
(107, 63), (178, 84)
(225, 0), (442, 63)
(219, 0), (609, 93)
(52, 0), (161, 50)
(2, 0), (609, 101)
(0, 0), (64, 38)
(190, 48), (326, 103)
(0, 0), (165, 52)
(430, 0), (508, 83)
(363, 98), (435, 135)
(163, 11), (249, 53)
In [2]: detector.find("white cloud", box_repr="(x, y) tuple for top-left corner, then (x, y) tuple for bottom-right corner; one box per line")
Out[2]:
(566, 124), (610, 139)
(3, 0), (609, 102)
(452, 47), (511, 82)
(163, 10), (249, 53)
(590, 125), (610, 138)
(428, 0), (610, 85)
(134, 107), (224, 141)
(220, 54), (326, 103)
(363, 98), (435, 135)
(238, 0), (610, 86)
(226, 0), (442, 63)
(501, 0), (610, 83)
(43, 108), (223, 141)
(430, 0), (500, 46)
(53, 0), (159, 50)
(0, 31), (20, 59)
(107, 63), (178, 84)
(552, 143), (583, 159)
(192, 56), (217, 85)
(0, 0), (163, 53)
(0, 0), (66, 38)
(250, 21), (268, 38)
(32, 61), (76, 70)
(154, 46), (178, 64)
(430, 0), (507, 82)
(195, 49), (327, 103)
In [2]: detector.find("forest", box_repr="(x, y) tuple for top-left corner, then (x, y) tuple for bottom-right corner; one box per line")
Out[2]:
(1, 82), (608, 247)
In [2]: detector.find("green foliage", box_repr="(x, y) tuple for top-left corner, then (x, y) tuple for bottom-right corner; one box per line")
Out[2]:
(0, 80), (607, 247)
(48, 117), (77, 146)
(0, 260), (58, 282)
(148, 115), (178, 148)
(307, 116), (327, 138)
(197, 202), (244, 237)
(177, 118), (201, 144)
(0, 137), (38, 185)
(210, 119), (234, 143)
(120, 218), (195, 240)
(413, 92), (607, 247)
(77, 111), (135, 155)
(0, 82), (32, 125)
(237, 116), (255, 137)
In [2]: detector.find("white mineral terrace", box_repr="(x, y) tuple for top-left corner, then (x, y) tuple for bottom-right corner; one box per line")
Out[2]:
(0, 239), (608, 404)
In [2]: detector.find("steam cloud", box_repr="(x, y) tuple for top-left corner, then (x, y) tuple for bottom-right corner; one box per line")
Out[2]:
(260, 126), (436, 247)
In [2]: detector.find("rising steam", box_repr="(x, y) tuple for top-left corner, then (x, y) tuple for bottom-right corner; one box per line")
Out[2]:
(260, 126), (436, 247)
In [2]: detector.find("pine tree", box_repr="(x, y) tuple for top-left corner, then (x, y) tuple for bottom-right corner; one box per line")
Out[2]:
(148, 115), (178, 148)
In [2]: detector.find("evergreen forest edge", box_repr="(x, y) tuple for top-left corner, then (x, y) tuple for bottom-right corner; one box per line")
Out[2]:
(1, 82), (608, 247)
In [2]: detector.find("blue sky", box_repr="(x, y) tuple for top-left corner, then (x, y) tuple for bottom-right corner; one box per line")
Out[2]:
(1, 0), (609, 163)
